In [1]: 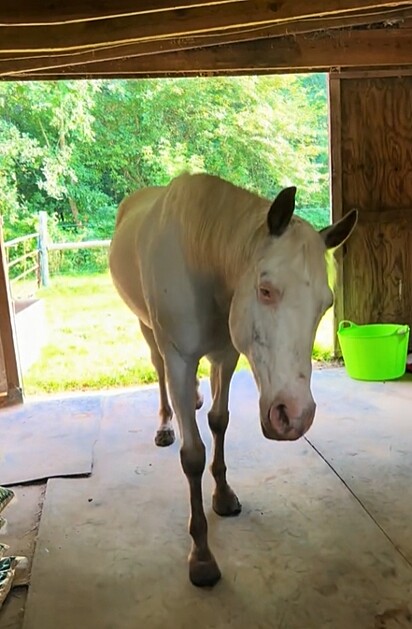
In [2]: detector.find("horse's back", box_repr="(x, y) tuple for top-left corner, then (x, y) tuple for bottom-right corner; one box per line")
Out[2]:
(114, 186), (164, 227)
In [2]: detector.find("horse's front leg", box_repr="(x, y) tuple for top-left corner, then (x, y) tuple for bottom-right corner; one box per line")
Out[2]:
(207, 345), (241, 516)
(164, 348), (221, 587)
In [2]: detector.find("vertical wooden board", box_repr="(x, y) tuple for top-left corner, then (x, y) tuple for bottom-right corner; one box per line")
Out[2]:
(337, 75), (412, 337)
(328, 74), (344, 353)
(342, 223), (380, 324)
(0, 337), (7, 395)
(344, 220), (412, 326)
(0, 219), (22, 398)
(377, 220), (412, 324)
(341, 77), (412, 212)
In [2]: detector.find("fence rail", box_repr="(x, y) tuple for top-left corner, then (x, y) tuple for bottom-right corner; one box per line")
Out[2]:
(4, 233), (38, 248)
(47, 239), (111, 251)
(10, 263), (39, 284)
(3, 211), (111, 290)
(4, 230), (40, 289)
(7, 249), (38, 270)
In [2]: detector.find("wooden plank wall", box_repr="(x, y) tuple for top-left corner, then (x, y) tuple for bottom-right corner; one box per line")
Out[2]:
(330, 72), (412, 348)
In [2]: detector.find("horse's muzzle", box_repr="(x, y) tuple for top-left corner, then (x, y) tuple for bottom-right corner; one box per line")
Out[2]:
(261, 399), (316, 441)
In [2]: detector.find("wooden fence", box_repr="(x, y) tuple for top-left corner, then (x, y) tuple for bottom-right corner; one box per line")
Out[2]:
(4, 231), (40, 287)
(3, 211), (111, 290)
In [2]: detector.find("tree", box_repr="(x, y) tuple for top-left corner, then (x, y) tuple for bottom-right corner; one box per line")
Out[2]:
(0, 74), (330, 253)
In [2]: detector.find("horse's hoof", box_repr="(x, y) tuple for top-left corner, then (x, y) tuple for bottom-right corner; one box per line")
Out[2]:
(195, 392), (204, 411)
(189, 556), (221, 588)
(212, 489), (242, 517)
(154, 428), (175, 447)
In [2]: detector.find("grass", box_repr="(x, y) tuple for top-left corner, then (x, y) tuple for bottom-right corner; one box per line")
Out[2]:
(21, 272), (334, 396)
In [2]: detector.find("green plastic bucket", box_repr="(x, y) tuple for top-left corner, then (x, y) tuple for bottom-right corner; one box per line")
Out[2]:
(337, 320), (410, 381)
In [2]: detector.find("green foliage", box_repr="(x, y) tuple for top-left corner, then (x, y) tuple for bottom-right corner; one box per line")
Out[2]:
(0, 75), (331, 275)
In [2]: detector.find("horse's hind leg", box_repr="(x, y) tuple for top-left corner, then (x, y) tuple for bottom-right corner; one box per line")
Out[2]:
(139, 321), (175, 447)
(195, 376), (204, 410)
(207, 344), (241, 517)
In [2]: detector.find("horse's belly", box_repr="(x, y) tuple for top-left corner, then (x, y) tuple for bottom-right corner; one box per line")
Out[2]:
(109, 221), (150, 325)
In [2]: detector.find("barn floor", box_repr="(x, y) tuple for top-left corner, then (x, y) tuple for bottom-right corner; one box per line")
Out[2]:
(1, 368), (412, 629)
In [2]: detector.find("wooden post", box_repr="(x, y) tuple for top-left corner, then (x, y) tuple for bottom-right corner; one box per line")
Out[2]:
(38, 211), (50, 287)
(0, 216), (23, 404)
(328, 72), (344, 358)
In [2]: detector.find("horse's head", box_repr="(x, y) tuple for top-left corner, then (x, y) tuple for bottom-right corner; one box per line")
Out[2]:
(229, 187), (357, 442)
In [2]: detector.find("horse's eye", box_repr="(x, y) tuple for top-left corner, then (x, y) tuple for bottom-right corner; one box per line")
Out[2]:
(260, 288), (271, 299)
(258, 283), (282, 306)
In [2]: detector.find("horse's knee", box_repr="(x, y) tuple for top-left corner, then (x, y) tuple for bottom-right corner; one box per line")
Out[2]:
(180, 443), (206, 478)
(208, 411), (229, 435)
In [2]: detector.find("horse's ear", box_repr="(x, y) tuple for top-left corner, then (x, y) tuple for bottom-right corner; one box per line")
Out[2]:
(320, 209), (358, 249)
(267, 186), (296, 237)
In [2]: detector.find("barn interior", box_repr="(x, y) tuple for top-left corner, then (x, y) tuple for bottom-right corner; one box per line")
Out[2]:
(1, 3), (412, 628)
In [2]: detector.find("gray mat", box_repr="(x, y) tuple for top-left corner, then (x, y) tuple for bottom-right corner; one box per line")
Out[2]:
(0, 395), (101, 486)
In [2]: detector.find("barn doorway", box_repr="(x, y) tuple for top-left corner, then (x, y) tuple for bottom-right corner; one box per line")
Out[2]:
(1, 73), (333, 399)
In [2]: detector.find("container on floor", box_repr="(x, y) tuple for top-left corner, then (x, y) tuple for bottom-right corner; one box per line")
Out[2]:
(337, 320), (410, 381)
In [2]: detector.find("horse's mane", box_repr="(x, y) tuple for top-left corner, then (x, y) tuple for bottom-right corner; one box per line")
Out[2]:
(158, 172), (335, 289)
(160, 172), (269, 285)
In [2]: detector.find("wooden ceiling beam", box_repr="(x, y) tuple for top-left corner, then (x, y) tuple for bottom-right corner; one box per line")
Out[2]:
(1, 8), (411, 77)
(1, 0), (411, 26)
(1, 1), (412, 53)
(5, 27), (412, 79)
(0, 1), (245, 25)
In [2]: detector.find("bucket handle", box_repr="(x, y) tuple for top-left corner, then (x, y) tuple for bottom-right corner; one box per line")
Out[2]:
(394, 325), (410, 336)
(338, 320), (358, 332)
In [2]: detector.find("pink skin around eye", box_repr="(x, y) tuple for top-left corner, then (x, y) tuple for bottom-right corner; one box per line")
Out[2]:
(258, 281), (282, 306)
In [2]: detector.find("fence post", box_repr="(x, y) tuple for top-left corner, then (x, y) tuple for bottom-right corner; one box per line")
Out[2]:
(38, 211), (49, 287)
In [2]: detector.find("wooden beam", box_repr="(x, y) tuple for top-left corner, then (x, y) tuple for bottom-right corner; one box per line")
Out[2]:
(1, 8), (411, 77)
(0, 218), (23, 399)
(358, 209), (412, 223)
(331, 66), (412, 78)
(1, 1), (412, 53)
(1, 0), (412, 27)
(0, 1), (246, 25)
(328, 75), (345, 357)
(7, 27), (412, 79)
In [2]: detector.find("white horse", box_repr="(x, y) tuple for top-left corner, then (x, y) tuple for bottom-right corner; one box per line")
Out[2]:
(109, 172), (357, 587)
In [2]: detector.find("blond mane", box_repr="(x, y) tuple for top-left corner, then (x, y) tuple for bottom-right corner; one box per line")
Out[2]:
(160, 173), (270, 284)
(158, 172), (334, 289)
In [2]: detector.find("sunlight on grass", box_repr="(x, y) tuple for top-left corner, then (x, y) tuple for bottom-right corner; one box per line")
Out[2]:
(22, 273), (334, 396)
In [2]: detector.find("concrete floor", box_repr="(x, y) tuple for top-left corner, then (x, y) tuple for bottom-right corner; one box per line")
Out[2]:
(1, 368), (412, 629)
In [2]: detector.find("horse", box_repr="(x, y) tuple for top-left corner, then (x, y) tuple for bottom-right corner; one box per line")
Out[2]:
(109, 172), (357, 588)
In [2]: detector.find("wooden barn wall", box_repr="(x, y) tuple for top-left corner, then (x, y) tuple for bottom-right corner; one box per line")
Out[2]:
(0, 219), (22, 403)
(0, 336), (7, 395)
(330, 73), (412, 348)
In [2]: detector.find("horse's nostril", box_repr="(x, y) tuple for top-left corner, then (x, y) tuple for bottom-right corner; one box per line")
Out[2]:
(277, 404), (290, 426)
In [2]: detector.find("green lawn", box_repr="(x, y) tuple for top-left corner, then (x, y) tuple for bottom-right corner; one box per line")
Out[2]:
(22, 272), (334, 396)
